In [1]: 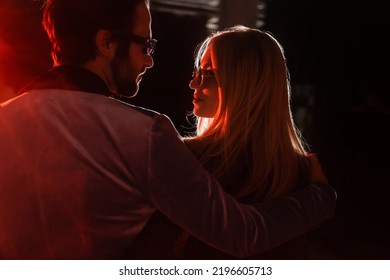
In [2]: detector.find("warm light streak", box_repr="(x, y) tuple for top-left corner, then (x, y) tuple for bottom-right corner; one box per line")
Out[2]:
(0, 1), (51, 102)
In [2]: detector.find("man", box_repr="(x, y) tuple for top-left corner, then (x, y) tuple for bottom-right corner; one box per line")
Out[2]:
(0, 0), (336, 259)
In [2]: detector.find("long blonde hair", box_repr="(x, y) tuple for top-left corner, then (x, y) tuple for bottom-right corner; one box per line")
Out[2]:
(184, 25), (310, 201)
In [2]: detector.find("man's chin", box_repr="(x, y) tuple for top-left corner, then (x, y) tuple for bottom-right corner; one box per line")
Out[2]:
(128, 83), (140, 98)
(115, 81), (139, 98)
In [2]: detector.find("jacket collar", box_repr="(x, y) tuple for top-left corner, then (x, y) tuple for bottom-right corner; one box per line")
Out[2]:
(19, 65), (114, 97)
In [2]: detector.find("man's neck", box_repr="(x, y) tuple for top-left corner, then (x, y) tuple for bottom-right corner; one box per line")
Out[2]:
(81, 60), (118, 95)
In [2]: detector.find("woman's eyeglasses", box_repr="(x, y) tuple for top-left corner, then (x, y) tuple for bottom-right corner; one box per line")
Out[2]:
(128, 34), (157, 55)
(192, 68), (215, 87)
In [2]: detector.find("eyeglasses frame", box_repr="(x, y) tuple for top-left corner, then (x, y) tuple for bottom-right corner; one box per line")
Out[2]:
(127, 34), (157, 55)
(192, 67), (215, 87)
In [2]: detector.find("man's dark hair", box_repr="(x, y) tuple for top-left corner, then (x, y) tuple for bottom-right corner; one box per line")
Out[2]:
(42, 0), (148, 65)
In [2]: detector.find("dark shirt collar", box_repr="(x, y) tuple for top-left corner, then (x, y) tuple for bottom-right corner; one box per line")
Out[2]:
(19, 65), (114, 97)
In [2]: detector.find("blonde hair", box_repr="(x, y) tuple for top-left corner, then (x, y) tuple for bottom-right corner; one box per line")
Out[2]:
(184, 25), (310, 201)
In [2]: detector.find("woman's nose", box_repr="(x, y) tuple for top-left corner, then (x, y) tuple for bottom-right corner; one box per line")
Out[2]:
(189, 76), (198, 89)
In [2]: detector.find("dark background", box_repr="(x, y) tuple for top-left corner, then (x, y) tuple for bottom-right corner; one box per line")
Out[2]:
(0, 0), (389, 259)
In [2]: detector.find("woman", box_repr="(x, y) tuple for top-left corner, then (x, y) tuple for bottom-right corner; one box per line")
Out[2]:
(185, 25), (310, 203)
(128, 25), (326, 259)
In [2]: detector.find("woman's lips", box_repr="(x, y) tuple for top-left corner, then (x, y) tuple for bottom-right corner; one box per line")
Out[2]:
(193, 98), (205, 105)
(193, 94), (204, 104)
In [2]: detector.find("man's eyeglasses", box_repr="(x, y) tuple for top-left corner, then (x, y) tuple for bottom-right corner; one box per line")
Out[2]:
(128, 34), (157, 55)
(192, 68), (215, 87)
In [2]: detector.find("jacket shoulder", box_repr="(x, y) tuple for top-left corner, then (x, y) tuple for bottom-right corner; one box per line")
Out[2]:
(110, 97), (160, 118)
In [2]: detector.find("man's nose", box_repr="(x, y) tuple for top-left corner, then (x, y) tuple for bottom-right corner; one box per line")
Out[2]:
(145, 55), (154, 69)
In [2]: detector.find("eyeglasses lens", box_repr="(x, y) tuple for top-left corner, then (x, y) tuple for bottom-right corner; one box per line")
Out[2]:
(145, 39), (157, 55)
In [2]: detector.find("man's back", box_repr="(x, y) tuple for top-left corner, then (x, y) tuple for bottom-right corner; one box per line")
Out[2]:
(0, 88), (161, 259)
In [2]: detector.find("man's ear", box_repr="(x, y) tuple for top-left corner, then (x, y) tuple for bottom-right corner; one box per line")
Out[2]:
(95, 29), (117, 59)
